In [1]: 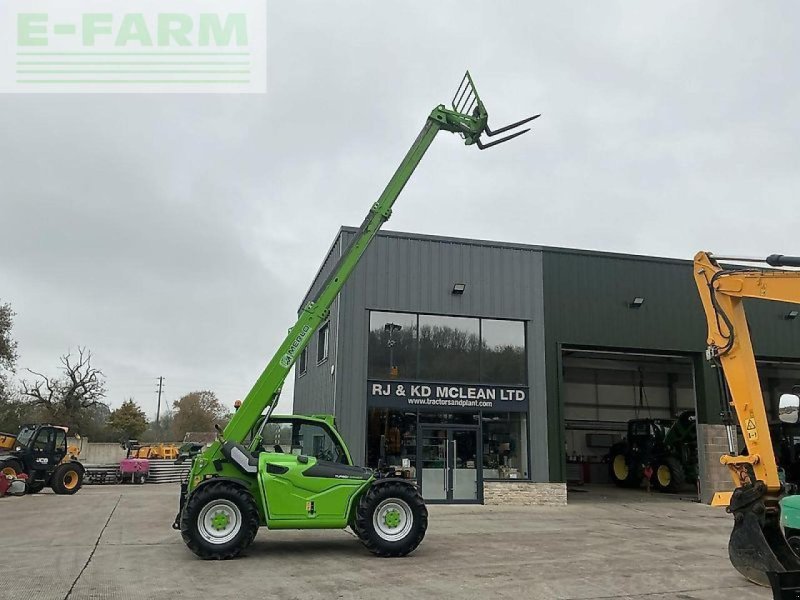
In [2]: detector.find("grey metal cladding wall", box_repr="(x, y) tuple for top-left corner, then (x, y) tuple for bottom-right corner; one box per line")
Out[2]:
(542, 251), (706, 351)
(293, 233), (343, 416)
(334, 228), (550, 479)
(343, 229), (539, 317)
(542, 250), (800, 357)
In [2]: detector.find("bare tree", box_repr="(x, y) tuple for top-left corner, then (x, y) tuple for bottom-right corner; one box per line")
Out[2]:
(21, 347), (107, 431)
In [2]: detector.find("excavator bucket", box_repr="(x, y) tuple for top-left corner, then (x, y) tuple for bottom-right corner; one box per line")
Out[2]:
(450, 71), (539, 149)
(725, 484), (800, 587)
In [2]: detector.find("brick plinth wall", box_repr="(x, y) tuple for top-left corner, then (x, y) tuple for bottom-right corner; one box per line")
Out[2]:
(483, 482), (567, 506)
(697, 423), (737, 505)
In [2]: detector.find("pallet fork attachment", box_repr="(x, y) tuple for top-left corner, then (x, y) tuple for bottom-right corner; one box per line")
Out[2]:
(450, 71), (539, 150)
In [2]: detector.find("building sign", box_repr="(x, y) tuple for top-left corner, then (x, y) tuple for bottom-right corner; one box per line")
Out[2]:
(367, 380), (528, 413)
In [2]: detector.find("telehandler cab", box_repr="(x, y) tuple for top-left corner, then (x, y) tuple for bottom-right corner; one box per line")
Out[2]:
(694, 251), (800, 586)
(174, 72), (538, 559)
(0, 424), (84, 494)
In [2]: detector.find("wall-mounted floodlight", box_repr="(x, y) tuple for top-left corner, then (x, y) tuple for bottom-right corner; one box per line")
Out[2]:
(786, 310), (799, 320)
(384, 323), (402, 332)
(629, 297), (645, 308)
(452, 283), (466, 295)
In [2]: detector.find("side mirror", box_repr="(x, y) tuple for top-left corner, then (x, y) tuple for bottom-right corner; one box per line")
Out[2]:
(779, 393), (800, 424)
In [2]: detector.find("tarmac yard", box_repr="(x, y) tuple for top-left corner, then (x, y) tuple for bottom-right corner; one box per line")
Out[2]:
(1, 485), (772, 600)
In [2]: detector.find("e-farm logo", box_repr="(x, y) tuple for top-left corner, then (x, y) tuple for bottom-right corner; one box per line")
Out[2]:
(0, 0), (266, 93)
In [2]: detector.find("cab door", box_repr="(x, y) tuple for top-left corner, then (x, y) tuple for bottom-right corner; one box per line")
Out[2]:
(258, 419), (370, 525)
(25, 427), (55, 473)
(52, 429), (68, 465)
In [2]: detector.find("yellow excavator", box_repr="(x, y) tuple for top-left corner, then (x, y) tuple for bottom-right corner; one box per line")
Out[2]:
(694, 251), (800, 587)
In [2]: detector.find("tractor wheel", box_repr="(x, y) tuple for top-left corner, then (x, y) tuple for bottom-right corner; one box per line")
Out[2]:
(51, 463), (83, 495)
(651, 457), (686, 493)
(354, 482), (427, 557)
(609, 450), (639, 488)
(180, 482), (259, 560)
(1, 459), (23, 479)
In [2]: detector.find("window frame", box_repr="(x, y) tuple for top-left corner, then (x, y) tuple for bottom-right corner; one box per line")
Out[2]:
(367, 310), (528, 385)
(297, 347), (308, 377)
(317, 322), (330, 365)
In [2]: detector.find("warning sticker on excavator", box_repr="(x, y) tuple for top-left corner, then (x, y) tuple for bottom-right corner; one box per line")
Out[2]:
(746, 418), (758, 440)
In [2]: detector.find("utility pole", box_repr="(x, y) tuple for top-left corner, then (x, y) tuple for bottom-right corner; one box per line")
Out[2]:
(155, 376), (164, 424)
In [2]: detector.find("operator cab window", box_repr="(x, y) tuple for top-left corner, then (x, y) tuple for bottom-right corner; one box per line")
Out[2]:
(262, 419), (348, 464)
(32, 428), (54, 451)
(54, 429), (67, 451)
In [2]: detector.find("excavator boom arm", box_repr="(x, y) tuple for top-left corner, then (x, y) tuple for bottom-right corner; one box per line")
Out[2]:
(693, 250), (800, 585)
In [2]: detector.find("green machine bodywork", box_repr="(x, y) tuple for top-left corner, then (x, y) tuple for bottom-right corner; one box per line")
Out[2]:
(175, 72), (538, 559)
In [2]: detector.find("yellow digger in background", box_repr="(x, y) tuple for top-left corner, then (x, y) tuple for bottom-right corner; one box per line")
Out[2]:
(0, 424), (84, 494)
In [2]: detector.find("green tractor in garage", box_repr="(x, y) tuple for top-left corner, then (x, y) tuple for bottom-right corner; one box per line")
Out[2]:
(608, 410), (698, 493)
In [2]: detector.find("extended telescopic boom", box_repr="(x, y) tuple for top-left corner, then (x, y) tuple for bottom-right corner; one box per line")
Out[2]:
(201, 72), (539, 457)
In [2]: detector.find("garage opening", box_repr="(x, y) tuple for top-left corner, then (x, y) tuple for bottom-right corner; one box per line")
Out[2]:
(758, 360), (800, 487)
(561, 348), (699, 501)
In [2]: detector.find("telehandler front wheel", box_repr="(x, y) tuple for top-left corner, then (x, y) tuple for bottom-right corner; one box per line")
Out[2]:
(354, 481), (427, 557)
(180, 482), (259, 560)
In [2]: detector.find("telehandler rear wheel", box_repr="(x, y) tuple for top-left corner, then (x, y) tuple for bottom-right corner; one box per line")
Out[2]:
(51, 463), (83, 495)
(354, 481), (427, 557)
(180, 482), (259, 560)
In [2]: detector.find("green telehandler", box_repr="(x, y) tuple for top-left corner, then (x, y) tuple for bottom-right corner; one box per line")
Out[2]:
(173, 72), (538, 559)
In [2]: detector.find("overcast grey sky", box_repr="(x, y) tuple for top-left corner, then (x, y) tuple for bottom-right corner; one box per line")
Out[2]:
(2, 1), (798, 418)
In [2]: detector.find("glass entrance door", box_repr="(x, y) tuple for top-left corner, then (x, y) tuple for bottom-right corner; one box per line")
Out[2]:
(418, 426), (480, 503)
(450, 429), (479, 501)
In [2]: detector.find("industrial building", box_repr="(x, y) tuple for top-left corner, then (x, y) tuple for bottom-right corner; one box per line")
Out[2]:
(294, 227), (800, 504)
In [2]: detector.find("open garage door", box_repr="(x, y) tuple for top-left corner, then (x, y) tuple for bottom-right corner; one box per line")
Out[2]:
(758, 360), (800, 487)
(562, 349), (699, 501)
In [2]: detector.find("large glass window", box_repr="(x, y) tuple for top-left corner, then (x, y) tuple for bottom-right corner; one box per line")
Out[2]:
(367, 311), (527, 385)
(481, 319), (526, 384)
(368, 312), (418, 380)
(482, 412), (528, 479)
(418, 315), (480, 382)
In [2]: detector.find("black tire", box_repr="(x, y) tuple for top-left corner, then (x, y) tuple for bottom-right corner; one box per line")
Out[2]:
(608, 446), (640, 488)
(1, 458), (24, 479)
(180, 482), (259, 560)
(651, 457), (686, 493)
(354, 482), (427, 557)
(50, 463), (83, 495)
